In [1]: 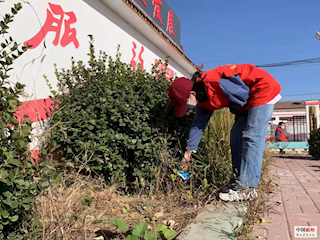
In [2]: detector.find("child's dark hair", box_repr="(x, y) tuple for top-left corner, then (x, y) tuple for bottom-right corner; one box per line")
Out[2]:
(191, 71), (208, 103)
(191, 71), (202, 83)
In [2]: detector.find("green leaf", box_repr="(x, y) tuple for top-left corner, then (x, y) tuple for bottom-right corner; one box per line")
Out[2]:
(21, 126), (30, 136)
(16, 140), (28, 149)
(18, 179), (30, 189)
(2, 220), (9, 225)
(9, 215), (18, 222)
(15, 234), (24, 240)
(0, 224), (3, 231)
(40, 181), (50, 188)
(108, 218), (129, 233)
(2, 198), (13, 207)
(124, 236), (138, 240)
(41, 147), (47, 155)
(0, 170), (8, 179)
(157, 224), (167, 232)
(1, 210), (9, 218)
(13, 167), (21, 177)
(22, 204), (31, 210)
(203, 178), (208, 187)
(9, 201), (18, 209)
(7, 107), (16, 113)
(144, 231), (159, 240)
(8, 99), (17, 107)
(2, 191), (12, 198)
(31, 218), (40, 227)
(7, 158), (20, 167)
(162, 229), (177, 240)
(22, 197), (34, 204)
(170, 174), (176, 181)
(132, 222), (147, 237)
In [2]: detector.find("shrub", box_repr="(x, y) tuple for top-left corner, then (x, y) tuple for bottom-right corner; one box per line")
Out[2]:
(0, 2), (52, 238)
(308, 128), (320, 159)
(44, 36), (233, 200)
(44, 36), (193, 191)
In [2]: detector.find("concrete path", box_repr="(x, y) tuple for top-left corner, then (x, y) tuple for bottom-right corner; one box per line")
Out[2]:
(253, 156), (320, 240)
(178, 202), (247, 240)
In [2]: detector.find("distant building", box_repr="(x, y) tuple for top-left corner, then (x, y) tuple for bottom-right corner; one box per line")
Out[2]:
(267, 100), (320, 142)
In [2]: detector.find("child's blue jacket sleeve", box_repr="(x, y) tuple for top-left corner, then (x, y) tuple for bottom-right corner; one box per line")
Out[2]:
(187, 106), (213, 150)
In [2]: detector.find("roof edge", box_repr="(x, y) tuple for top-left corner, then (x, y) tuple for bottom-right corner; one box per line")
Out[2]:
(123, 0), (202, 72)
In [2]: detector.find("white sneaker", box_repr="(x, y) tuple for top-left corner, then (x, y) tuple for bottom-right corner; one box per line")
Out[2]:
(219, 188), (258, 202)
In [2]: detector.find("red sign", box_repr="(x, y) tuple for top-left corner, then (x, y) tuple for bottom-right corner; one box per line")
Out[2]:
(155, 59), (174, 81)
(166, 11), (175, 37)
(24, 3), (79, 49)
(131, 42), (145, 70)
(153, 0), (163, 25)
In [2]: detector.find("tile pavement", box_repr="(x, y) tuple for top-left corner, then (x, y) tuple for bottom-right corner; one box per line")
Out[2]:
(253, 156), (320, 240)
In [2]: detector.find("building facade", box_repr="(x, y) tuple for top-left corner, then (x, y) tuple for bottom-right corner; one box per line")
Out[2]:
(268, 100), (320, 142)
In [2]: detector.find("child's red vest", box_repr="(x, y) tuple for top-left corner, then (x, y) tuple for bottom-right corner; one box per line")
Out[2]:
(276, 127), (287, 142)
(197, 64), (281, 113)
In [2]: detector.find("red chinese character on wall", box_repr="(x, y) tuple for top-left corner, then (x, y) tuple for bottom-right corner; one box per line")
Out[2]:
(24, 3), (79, 49)
(131, 42), (144, 70)
(155, 59), (174, 81)
(141, 0), (147, 6)
(153, 0), (162, 25)
(166, 11), (175, 37)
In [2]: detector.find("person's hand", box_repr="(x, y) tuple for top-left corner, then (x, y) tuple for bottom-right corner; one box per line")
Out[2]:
(181, 150), (192, 171)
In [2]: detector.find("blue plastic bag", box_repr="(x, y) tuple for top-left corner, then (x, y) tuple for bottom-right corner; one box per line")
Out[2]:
(177, 171), (191, 180)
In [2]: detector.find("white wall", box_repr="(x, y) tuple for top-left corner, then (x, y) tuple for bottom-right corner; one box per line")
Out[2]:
(1, 0), (190, 102)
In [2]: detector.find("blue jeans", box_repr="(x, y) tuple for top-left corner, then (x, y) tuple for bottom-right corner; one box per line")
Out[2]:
(230, 104), (274, 188)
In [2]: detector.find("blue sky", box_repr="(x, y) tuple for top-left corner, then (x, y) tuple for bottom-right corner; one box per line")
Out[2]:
(167, 0), (320, 101)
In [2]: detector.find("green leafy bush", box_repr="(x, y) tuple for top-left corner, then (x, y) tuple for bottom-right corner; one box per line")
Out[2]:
(45, 36), (233, 199)
(45, 36), (192, 191)
(308, 128), (320, 159)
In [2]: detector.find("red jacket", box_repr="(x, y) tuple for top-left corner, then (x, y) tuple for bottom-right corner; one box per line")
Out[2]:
(197, 64), (281, 112)
(275, 127), (287, 142)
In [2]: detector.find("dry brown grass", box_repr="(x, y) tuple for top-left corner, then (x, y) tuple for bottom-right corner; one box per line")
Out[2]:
(30, 173), (199, 240)
(235, 151), (278, 240)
